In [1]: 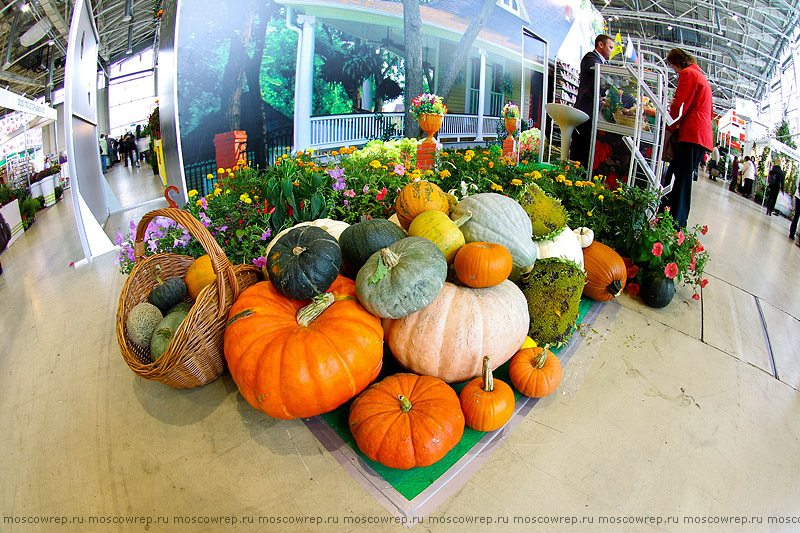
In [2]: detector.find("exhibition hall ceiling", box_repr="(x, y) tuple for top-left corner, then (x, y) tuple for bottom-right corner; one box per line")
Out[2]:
(591, 0), (800, 112)
(0, 0), (159, 107)
(0, 0), (798, 115)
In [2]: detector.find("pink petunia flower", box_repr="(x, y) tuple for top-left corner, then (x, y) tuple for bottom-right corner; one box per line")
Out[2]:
(394, 164), (405, 176)
(376, 187), (388, 202)
(343, 189), (356, 198)
(676, 230), (685, 245)
(652, 242), (664, 257)
(664, 262), (679, 279)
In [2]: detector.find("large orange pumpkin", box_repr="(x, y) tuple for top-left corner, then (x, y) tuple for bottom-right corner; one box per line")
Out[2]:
(383, 280), (529, 383)
(394, 180), (450, 229)
(349, 373), (465, 469)
(459, 356), (516, 432)
(185, 254), (216, 300)
(509, 346), (562, 398)
(582, 241), (626, 301)
(224, 276), (383, 419)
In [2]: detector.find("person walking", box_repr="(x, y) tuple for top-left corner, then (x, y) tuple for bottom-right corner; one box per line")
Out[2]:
(728, 156), (739, 192)
(662, 48), (713, 229)
(570, 34), (615, 169)
(741, 156), (755, 198)
(99, 134), (109, 174)
(708, 143), (720, 181)
(789, 173), (800, 244)
(765, 158), (785, 216)
(0, 211), (11, 276)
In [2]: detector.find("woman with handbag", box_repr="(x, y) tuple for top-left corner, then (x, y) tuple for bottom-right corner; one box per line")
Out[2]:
(662, 48), (713, 228)
(741, 156), (755, 198)
(729, 156), (739, 192)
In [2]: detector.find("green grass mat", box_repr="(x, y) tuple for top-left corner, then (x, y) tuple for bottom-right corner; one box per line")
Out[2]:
(320, 297), (595, 501)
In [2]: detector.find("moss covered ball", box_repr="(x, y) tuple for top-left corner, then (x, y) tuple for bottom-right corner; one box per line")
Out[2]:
(520, 257), (585, 347)
(519, 183), (568, 239)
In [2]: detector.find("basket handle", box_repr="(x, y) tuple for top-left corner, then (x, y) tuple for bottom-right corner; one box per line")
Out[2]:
(133, 208), (240, 320)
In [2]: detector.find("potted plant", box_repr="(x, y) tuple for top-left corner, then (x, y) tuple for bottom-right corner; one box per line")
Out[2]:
(410, 93), (447, 142)
(625, 208), (710, 307)
(502, 102), (521, 136)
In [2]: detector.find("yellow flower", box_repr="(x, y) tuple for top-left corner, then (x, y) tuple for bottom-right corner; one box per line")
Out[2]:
(425, 170), (434, 175)
(598, 195), (604, 201)
(511, 178), (523, 186)
(195, 199), (203, 207)
(441, 151), (449, 157)
(369, 160), (381, 169)
(556, 174), (566, 182)
(574, 162), (580, 168)
(479, 167), (487, 175)
(331, 150), (339, 156)
(488, 161), (494, 168)
(465, 149), (475, 158)
(521, 160), (529, 165)
(532, 171), (542, 179)
(206, 173), (213, 180)
(382, 165), (388, 171)
(188, 189), (198, 198)
(440, 169), (451, 179)
(587, 182), (596, 187)
(282, 154), (288, 159)
(296, 150), (304, 156)
(464, 156), (473, 163)
(225, 168), (232, 173)
(225, 189), (231, 194)
(587, 210), (594, 217)
(244, 197), (252, 204)
(565, 180), (573, 186)
(217, 167), (224, 174)
(239, 193), (249, 202)
(483, 151), (490, 155)
(307, 149), (314, 154)
(214, 188), (222, 196)
(490, 182), (503, 191)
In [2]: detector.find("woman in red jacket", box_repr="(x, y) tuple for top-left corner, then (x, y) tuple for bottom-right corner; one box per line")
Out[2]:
(663, 48), (713, 228)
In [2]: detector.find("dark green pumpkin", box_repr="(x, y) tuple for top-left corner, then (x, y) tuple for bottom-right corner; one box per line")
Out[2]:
(355, 236), (448, 319)
(166, 301), (193, 314)
(339, 218), (407, 277)
(266, 225), (342, 300)
(148, 266), (187, 313)
(640, 271), (675, 308)
(150, 311), (188, 362)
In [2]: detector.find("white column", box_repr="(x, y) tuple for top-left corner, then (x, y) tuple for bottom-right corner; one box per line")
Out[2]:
(361, 78), (373, 111)
(294, 15), (316, 151)
(476, 49), (487, 141)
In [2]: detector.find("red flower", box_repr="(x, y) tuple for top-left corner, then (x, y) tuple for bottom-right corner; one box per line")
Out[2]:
(286, 202), (293, 217)
(626, 283), (640, 295)
(700, 279), (708, 288)
(626, 264), (639, 279)
(692, 293), (701, 300)
(701, 225), (708, 235)
(376, 187), (388, 202)
(664, 262), (679, 279)
(694, 243), (704, 253)
(675, 230), (685, 245)
(652, 242), (664, 257)
(622, 256), (633, 269)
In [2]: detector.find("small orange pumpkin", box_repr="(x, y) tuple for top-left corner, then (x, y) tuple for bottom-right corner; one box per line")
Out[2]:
(454, 242), (513, 288)
(509, 345), (562, 398)
(459, 356), (516, 432)
(582, 241), (627, 301)
(395, 180), (450, 229)
(349, 373), (465, 469)
(185, 254), (216, 300)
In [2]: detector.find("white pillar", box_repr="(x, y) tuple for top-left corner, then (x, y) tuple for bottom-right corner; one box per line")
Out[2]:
(361, 78), (373, 111)
(294, 15), (316, 151)
(476, 49), (487, 141)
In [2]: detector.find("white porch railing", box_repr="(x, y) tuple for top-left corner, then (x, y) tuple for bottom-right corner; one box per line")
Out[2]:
(309, 112), (502, 150)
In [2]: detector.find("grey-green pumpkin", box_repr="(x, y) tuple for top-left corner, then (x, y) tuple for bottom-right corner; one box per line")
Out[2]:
(150, 311), (189, 362)
(355, 237), (447, 319)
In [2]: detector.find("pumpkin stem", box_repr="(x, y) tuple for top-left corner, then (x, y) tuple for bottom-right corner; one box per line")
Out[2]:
(292, 246), (307, 256)
(481, 355), (494, 392)
(153, 264), (164, 285)
(533, 344), (552, 369)
(398, 395), (413, 413)
(608, 279), (623, 297)
(296, 293), (335, 326)
(453, 212), (473, 228)
(380, 247), (402, 270)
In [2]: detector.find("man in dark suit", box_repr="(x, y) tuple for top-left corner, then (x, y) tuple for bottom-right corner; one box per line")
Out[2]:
(570, 34), (615, 168)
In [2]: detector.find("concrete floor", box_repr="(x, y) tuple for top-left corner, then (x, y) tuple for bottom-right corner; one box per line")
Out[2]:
(1, 166), (799, 532)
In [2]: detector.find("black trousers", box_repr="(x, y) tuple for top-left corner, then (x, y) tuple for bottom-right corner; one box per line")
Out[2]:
(569, 119), (592, 169)
(765, 185), (780, 215)
(789, 197), (800, 239)
(664, 142), (706, 229)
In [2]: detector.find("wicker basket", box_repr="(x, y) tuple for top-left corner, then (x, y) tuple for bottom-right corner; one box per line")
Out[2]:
(115, 208), (261, 388)
(613, 111), (650, 131)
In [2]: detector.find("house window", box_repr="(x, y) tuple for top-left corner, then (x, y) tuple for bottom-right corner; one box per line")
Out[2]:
(489, 64), (504, 117)
(468, 57), (481, 114)
(498, 0), (520, 17)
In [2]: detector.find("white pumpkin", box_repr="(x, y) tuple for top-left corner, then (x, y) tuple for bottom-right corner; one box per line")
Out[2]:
(265, 218), (350, 256)
(535, 226), (584, 270)
(573, 227), (594, 248)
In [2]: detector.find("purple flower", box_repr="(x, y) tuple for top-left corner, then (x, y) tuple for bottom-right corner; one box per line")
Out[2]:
(199, 197), (207, 209)
(217, 225), (228, 233)
(328, 165), (345, 179)
(252, 256), (268, 268)
(261, 230), (271, 241)
(362, 184), (370, 194)
(129, 220), (137, 231)
(147, 241), (158, 253)
(332, 176), (346, 191)
(116, 232), (125, 246)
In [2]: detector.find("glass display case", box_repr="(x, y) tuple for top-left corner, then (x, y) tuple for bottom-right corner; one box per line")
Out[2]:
(587, 60), (669, 189)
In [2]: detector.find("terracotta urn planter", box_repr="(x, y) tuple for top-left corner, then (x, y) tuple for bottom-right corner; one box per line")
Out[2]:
(504, 117), (518, 136)
(418, 113), (444, 142)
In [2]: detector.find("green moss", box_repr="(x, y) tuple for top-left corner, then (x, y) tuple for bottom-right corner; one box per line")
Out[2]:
(519, 183), (568, 239)
(520, 257), (585, 347)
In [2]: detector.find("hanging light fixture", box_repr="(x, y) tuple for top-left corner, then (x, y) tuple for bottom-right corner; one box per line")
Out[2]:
(20, 18), (53, 47)
(122, 0), (134, 22)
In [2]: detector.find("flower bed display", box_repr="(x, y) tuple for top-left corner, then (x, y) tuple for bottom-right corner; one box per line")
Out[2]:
(115, 136), (711, 475)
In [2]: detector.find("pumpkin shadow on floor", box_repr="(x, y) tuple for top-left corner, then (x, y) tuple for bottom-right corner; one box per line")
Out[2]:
(132, 371), (240, 426)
